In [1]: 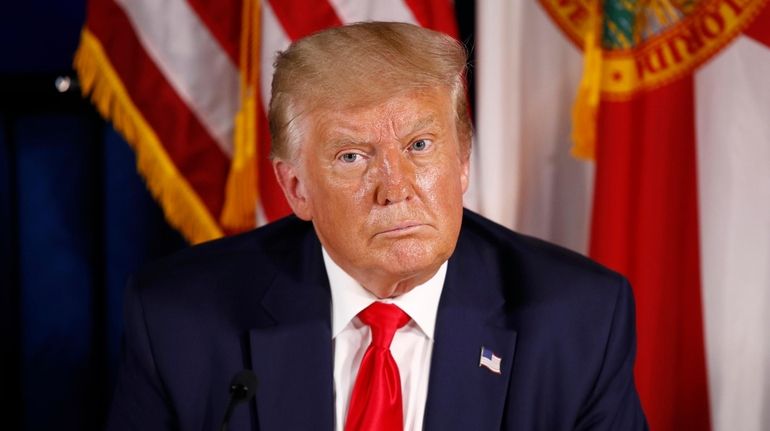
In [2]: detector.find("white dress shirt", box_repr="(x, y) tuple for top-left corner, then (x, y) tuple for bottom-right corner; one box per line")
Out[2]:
(323, 248), (447, 431)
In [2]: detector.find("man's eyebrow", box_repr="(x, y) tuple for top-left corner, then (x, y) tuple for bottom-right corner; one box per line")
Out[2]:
(320, 115), (440, 150)
(399, 115), (438, 138)
(323, 131), (368, 152)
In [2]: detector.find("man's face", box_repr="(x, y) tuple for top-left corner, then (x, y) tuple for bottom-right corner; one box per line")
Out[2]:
(274, 87), (469, 297)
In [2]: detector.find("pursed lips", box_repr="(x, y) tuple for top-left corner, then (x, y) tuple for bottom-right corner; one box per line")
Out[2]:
(374, 221), (427, 237)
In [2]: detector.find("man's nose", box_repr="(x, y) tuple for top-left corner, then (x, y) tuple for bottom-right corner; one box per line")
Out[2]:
(374, 149), (414, 206)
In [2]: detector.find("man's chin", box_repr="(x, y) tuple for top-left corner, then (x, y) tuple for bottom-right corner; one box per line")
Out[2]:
(378, 243), (447, 278)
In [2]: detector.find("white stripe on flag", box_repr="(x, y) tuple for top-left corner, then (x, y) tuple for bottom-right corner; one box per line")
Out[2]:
(328, 0), (419, 25)
(260, 0), (292, 111)
(115, 0), (239, 157)
(696, 35), (770, 431)
(473, 1), (592, 254)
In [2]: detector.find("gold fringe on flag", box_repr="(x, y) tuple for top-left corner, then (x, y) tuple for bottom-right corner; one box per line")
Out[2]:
(73, 29), (224, 244)
(570, 1), (603, 161)
(220, 0), (261, 232)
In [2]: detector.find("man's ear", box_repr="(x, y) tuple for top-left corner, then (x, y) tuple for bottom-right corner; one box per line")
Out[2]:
(273, 159), (313, 220)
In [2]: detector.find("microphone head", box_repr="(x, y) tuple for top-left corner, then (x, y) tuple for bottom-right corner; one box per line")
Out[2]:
(229, 370), (258, 403)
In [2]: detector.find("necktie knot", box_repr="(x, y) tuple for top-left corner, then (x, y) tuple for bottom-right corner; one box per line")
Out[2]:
(358, 302), (410, 350)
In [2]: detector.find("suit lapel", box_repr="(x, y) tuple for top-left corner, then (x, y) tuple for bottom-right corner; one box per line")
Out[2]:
(248, 232), (335, 430)
(423, 231), (518, 430)
(250, 321), (334, 430)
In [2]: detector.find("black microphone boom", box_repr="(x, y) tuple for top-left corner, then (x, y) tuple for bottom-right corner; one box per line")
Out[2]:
(219, 369), (258, 431)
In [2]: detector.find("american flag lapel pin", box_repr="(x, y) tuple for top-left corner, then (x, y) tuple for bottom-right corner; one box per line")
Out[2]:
(479, 346), (502, 374)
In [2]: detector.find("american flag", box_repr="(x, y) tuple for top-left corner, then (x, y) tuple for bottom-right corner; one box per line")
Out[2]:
(75, 0), (458, 244)
(479, 346), (501, 374)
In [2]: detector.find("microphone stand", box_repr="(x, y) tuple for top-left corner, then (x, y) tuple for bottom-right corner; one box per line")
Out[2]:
(219, 370), (258, 431)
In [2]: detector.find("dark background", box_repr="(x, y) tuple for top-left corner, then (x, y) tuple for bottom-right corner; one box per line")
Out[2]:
(0, 2), (188, 430)
(0, 2), (475, 430)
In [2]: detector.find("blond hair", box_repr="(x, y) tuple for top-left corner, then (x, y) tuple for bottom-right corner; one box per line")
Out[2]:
(268, 21), (471, 161)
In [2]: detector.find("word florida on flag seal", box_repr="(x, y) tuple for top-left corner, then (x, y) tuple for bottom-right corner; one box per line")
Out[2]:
(540, 0), (770, 99)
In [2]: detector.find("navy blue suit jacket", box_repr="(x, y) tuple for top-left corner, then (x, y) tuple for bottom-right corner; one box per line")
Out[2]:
(107, 209), (647, 430)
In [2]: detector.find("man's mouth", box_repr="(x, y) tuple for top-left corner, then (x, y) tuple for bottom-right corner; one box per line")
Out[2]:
(375, 222), (425, 237)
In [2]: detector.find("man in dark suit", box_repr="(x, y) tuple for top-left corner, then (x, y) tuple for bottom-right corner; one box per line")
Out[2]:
(107, 22), (647, 430)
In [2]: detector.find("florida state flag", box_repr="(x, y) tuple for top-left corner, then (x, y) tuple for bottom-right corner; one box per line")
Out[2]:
(541, 1), (770, 429)
(476, 1), (770, 430)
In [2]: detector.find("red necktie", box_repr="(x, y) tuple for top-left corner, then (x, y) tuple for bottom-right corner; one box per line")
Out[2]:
(345, 302), (411, 431)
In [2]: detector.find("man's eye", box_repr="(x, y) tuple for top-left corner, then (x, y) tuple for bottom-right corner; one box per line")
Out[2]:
(340, 153), (359, 163)
(410, 139), (430, 152)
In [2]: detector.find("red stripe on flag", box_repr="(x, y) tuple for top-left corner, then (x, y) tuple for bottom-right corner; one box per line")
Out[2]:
(259, 0), (343, 222)
(88, 0), (230, 217)
(186, 0), (242, 66)
(267, 0), (343, 40)
(744, 3), (770, 48)
(404, 0), (458, 37)
(257, 105), (292, 221)
(591, 78), (711, 430)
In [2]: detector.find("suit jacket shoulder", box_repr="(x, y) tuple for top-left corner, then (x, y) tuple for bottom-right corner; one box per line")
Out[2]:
(108, 216), (330, 431)
(460, 208), (622, 289)
(426, 209), (647, 430)
(133, 215), (315, 293)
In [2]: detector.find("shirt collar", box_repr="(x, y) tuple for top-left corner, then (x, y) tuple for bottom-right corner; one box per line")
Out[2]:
(323, 247), (447, 340)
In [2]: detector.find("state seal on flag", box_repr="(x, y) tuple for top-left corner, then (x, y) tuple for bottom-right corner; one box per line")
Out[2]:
(540, 0), (770, 99)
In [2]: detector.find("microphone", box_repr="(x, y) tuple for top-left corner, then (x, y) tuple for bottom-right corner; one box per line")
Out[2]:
(219, 369), (258, 431)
